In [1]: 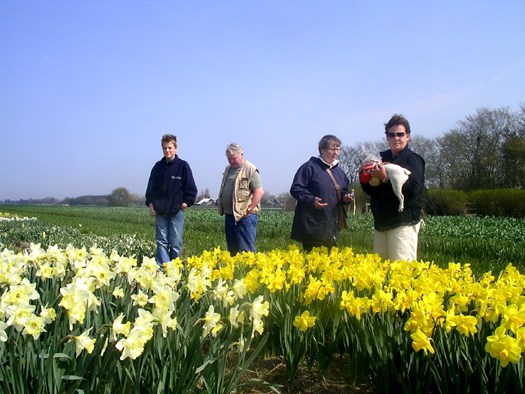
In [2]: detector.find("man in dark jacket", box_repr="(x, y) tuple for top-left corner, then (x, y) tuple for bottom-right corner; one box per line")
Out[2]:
(290, 135), (353, 252)
(360, 114), (425, 261)
(146, 134), (197, 268)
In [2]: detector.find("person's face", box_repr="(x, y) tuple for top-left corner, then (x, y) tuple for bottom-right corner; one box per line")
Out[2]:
(227, 151), (244, 167)
(320, 143), (340, 165)
(162, 141), (177, 161)
(386, 124), (410, 156)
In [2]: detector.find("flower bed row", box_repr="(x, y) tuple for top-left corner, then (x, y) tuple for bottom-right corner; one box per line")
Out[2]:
(0, 224), (523, 392)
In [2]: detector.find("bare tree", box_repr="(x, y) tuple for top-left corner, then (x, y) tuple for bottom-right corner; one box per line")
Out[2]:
(338, 145), (362, 185)
(339, 140), (387, 184)
(196, 188), (211, 202)
(437, 106), (524, 190)
(501, 104), (525, 188)
(408, 135), (440, 188)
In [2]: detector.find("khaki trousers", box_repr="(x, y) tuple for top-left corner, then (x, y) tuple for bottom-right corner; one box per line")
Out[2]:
(373, 221), (422, 262)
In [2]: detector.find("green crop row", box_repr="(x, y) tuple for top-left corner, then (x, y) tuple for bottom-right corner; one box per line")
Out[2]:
(1, 205), (524, 276)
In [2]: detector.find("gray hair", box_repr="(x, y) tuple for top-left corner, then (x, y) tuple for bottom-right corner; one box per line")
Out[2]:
(318, 134), (341, 153)
(226, 143), (243, 156)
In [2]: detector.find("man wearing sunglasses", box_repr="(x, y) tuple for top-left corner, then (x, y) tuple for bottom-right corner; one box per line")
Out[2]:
(359, 114), (426, 262)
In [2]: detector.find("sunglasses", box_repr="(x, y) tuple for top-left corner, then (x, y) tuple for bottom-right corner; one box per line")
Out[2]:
(386, 132), (407, 138)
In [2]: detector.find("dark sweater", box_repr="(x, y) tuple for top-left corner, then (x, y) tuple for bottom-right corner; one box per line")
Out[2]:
(361, 147), (425, 231)
(145, 155), (197, 216)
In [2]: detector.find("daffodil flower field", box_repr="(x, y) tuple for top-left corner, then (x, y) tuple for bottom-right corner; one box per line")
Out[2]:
(0, 209), (524, 393)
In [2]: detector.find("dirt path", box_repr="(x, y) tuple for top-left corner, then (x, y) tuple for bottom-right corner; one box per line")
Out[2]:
(241, 355), (376, 393)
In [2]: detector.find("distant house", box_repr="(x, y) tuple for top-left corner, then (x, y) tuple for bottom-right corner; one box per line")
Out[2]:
(270, 197), (283, 208)
(195, 197), (215, 206)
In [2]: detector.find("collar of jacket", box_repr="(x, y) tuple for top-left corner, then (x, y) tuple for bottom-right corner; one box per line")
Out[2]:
(317, 155), (339, 169)
(381, 147), (411, 161)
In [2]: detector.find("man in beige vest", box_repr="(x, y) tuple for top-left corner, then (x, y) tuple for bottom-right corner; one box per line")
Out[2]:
(218, 143), (264, 255)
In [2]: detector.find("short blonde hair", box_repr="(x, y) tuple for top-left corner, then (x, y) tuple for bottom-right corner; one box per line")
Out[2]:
(161, 134), (177, 147)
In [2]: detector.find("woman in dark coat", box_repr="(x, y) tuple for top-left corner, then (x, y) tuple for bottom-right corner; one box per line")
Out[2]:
(359, 114), (425, 261)
(290, 135), (353, 252)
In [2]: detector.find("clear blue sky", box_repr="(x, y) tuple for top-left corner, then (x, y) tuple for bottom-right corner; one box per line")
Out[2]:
(1, 0), (524, 201)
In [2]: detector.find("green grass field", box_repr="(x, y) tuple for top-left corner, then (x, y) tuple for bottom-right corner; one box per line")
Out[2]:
(1, 205), (524, 276)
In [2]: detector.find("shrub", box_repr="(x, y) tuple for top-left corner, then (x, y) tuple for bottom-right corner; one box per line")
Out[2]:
(468, 189), (525, 218)
(425, 188), (468, 216)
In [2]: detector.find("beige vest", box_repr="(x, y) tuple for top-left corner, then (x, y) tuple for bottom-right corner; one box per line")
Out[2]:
(218, 160), (261, 221)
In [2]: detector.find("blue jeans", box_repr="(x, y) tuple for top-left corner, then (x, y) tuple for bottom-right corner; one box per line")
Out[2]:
(224, 214), (258, 255)
(155, 210), (185, 267)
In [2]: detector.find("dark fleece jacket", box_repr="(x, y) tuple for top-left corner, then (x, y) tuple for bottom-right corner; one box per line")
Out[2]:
(145, 155), (197, 216)
(360, 147), (425, 231)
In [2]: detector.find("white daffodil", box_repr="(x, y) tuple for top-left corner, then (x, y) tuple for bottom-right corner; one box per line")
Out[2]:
(202, 305), (222, 337)
(112, 313), (131, 341)
(115, 322), (154, 361)
(23, 314), (46, 340)
(74, 328), (96, 357)
(131, 290), (149, 307)
(0, 321), (9, 342)
(232, 278), (247, 299)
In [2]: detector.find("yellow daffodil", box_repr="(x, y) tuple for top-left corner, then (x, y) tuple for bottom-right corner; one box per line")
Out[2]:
(266, 268), (286, 293)
(303, 275), (321, 304)
(411, 329), (435, 355)
(212, 279), (229, 301)
(500, 304), (525, 333)
(447, 313), (479, 337)
(370, 289), (394, 313)
(516, 327), (525, 351)
(485, 326), (522, 367)
(243, 269), (260, 293)
(340, 291), (370, 321)
(293, 311), (316, 331)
